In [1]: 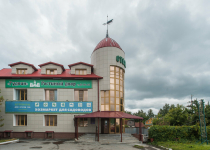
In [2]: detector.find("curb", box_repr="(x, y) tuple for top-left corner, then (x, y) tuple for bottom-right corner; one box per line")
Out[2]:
(0, 139), (19, 145)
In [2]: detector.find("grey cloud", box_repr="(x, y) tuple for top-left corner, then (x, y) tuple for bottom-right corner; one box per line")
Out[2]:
(1, 0), (210, 114)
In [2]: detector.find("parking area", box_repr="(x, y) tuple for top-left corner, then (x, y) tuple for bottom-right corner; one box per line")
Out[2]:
(0, 139), (161, 150)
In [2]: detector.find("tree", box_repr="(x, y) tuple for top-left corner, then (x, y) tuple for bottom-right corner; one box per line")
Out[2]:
(164, 104), (188, 126)
(0, 89), (4, 127)
(147, 109), (154, 118)
(133, 109), (149, 123)
(125, 110), (132, 115)
(158, 103), (170, 117)
(204, 103), (210, 126)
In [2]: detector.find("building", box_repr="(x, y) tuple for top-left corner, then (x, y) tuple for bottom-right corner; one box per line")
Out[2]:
(0, 34), (143, 141)
(145, 117), (154, 128)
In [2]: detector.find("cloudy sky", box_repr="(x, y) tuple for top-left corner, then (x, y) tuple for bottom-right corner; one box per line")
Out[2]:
(1, 0), (210, 114)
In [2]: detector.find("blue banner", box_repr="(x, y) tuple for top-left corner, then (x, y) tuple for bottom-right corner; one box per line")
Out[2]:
(5, 101), (93, 114)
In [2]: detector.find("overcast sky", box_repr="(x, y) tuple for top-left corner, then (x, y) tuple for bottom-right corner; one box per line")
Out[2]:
(1, 0), (210, 114)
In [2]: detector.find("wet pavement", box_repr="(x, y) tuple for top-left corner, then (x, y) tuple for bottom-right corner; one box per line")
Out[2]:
(0, 139), (163, 150)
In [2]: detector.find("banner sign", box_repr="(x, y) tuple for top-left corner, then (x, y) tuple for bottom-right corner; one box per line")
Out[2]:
(5, 79), (92, 89)
(5, 101), (93, 114)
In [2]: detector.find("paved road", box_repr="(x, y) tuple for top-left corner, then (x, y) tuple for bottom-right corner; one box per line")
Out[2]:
(0, 139), (162, 150)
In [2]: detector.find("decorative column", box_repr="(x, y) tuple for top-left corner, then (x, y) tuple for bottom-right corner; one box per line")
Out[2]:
(98, 118), (99, 141)
(120, 118), (122, 142)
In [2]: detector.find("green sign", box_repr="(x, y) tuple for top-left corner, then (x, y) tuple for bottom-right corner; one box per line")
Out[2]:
(116, 55), (126, 68)
(5, 79), (92, 89)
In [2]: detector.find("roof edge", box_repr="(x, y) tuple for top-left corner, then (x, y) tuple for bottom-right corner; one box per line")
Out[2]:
(38, 61), (65, 71)
(68, 62), (93, 69)
(8, 61), (38, 71)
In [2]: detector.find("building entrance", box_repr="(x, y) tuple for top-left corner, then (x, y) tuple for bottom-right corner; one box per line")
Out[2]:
(101, 118), (122, 134)
(101, 118), (109, 134)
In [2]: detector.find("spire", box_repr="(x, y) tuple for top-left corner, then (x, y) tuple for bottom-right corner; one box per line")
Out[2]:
(103, 15), (113, 38)
(106, 15), (109, 38)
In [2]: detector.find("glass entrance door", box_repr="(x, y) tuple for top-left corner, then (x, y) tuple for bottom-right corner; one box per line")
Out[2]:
(110, 118), (115, 133)
(116, 119), (120, 133)
(101, 118), (109, 134)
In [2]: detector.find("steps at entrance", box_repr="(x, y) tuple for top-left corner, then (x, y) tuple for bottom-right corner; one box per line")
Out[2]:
(78, 133), (141, 143)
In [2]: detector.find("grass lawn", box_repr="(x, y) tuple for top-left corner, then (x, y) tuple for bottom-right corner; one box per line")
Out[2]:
(0, 138), (17, 143)
(149, 141), (210, 150)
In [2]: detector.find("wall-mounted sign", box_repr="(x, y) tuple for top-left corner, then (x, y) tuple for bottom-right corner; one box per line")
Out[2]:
(5, 79), (92, 89)
(116, 56), (126, 68)
(5, 101), (93, 114)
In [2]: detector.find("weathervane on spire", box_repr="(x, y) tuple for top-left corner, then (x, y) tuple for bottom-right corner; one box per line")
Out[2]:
(103, 15), (113, 38)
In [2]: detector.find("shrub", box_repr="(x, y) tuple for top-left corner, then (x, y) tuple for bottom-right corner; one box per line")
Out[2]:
(149, 125), (201, 141)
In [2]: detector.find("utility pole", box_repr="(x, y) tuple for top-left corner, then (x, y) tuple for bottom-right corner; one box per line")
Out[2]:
(187, 94), (194, 113)
(191, 94), (193, 113)
(192, 99), (208, 144)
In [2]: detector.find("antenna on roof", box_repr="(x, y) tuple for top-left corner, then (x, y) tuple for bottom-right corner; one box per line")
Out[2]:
(103, 15), (113, 38)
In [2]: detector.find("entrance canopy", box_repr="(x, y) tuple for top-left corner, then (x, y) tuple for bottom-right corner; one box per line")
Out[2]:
(74, 111), (143, 142)
(75, 111), (143, 120)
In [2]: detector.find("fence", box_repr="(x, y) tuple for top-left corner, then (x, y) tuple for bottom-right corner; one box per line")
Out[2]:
(125, 127), (148, 136)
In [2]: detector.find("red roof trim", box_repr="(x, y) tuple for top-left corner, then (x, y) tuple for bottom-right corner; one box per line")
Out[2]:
(45, 131), (54, 133)
(0, 68), (103, 79)
(38, 62), (65, 71)
(4, 130), (13, 132)
(68, 62), (93, 69)
(8, 61), (38, 71)
(75, 111), (143, 119)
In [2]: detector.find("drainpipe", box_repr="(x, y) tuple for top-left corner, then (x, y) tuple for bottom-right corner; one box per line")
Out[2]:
(98, 79), (99, 111)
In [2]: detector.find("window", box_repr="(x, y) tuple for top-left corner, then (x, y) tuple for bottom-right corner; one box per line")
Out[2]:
(16, 69), (27, 74)
(45, 90), (57, 101)
(45, 115), (57, 126)
(14, 115), (27, 126)
(78, 118), (88, 127)
(74, 90), (88, 101)
(91, 118), (95, 124)
(46, 69), (57, 75)
(27, 132), (31, 138)
(47, 133), (52, 138)
(75, 69), (87, 75)
(16, 89), (27, 100)
(101, 66), (124, 111)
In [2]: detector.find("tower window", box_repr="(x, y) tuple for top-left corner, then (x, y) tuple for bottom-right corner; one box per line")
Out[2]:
(100, 66), (124, 111)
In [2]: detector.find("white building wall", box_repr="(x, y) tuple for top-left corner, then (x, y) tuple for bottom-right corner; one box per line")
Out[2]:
(0, 79), (99, 133)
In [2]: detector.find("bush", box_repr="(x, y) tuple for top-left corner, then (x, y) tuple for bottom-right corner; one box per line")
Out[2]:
(149, 125), (201, 141)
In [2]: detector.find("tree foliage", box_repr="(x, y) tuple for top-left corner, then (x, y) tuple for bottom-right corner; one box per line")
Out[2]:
(147, 109), (154, 118)
(126, 99), (210, 127)
(164, 104), (188, 126)
(158, 103), (170, 117)
(133, 109), (149, 123)
(149, 125), (200, 141)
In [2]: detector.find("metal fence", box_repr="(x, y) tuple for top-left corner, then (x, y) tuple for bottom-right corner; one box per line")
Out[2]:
(125, 127), (148, 136)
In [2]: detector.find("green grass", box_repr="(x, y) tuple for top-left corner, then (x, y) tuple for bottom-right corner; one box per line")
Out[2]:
(133, 145), (144, 149)
(149, 141), (210, 150)
(0, 138), (17, 143)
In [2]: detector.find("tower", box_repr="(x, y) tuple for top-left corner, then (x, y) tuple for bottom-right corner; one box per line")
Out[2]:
(91, 36), (126, 112)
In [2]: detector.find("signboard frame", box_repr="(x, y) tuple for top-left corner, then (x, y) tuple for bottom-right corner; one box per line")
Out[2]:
(5, 79), (92, 89)
(5, 101), (93, 114)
